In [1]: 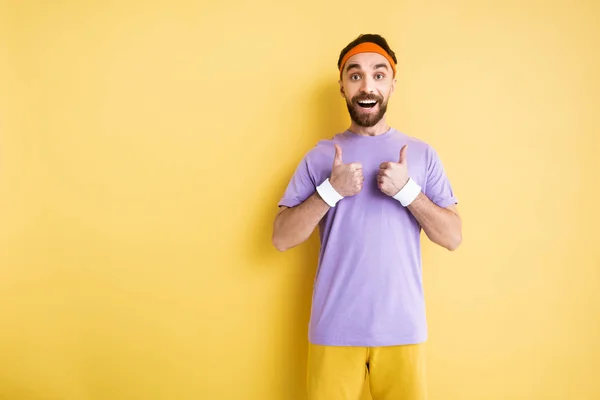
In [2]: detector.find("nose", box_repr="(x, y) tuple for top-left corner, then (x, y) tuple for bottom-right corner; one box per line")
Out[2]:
(360, 75), (374, 93)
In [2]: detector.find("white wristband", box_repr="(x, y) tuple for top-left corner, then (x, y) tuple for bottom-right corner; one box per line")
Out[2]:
(392, 178), (422, 207)
(316, 178), (344, 207)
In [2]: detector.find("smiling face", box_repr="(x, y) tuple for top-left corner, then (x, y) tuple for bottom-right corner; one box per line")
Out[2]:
(339, 52), (396, 128)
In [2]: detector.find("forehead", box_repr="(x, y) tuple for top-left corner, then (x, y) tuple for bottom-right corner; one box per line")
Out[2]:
(345, 52), (391, 70)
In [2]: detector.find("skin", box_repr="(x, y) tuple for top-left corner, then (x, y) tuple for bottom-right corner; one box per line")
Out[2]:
(272, 51), (462, 252)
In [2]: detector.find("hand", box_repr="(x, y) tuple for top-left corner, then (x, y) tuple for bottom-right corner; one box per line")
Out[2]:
(377, 145), (410, 196)
(330, 144), (364, 197)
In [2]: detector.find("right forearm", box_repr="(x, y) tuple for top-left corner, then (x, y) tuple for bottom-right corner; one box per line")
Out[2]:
(273, 144), (363, 251)
(272, 191), (331, 251)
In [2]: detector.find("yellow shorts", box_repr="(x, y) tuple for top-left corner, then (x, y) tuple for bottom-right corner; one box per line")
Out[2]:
(307, 342), (427, 400)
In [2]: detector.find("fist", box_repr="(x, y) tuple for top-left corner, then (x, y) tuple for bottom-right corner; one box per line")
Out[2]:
(330, 144), (364, 197)
(377, 145), (410, 196)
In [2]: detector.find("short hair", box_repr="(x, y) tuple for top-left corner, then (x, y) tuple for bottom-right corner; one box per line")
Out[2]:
(337, 34), (397, 71)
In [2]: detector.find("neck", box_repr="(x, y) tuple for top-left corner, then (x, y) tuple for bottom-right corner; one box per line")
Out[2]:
(349, 117), (391, 137)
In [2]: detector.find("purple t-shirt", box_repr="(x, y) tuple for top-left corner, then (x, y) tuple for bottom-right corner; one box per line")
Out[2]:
(278, 128), (457, 347)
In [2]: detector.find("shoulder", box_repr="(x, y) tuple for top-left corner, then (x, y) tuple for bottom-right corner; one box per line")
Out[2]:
(393, 130), (439, 163)
(396, 130), (434, 151)
(301, 132), (345, 165)
(392, 131), (454, 181)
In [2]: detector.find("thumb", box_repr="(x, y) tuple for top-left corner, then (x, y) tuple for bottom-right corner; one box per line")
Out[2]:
(399, 145), (408, 164)
(333, 144), (343, 166)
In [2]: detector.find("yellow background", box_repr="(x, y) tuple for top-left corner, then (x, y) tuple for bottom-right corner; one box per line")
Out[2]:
(1, 0), (599, 399)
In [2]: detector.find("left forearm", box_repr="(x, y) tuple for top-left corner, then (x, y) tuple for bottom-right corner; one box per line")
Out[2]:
(407, 192), (462, 251)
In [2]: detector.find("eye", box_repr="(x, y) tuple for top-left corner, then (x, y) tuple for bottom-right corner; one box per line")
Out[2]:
(350, 74), (361, 81)
(375, 73), (385, 80)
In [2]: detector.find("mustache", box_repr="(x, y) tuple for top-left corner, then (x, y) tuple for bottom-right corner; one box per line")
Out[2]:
(352, 94), (383, 102)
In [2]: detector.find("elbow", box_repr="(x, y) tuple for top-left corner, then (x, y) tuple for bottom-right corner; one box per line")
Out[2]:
(272, 236), (289, 252)
(427, 228), (462, 252)
(446, 232), (462, 251)
(272, 218), (287, 252)
(445, 217), (463, 251)
(271, 230), (291, 252)
(272, 230), (305, 252)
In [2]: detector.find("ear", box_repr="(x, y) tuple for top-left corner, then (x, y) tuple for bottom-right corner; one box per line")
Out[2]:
(339, 80), (346, 98)
(390, 77), (397, 95)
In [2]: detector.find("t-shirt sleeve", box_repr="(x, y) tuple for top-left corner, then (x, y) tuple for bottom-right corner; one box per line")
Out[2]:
(423, 146), (458, 208)
(278, 155), (317, 208)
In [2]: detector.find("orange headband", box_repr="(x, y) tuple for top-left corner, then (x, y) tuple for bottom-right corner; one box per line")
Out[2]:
(339, 42), (396, 77)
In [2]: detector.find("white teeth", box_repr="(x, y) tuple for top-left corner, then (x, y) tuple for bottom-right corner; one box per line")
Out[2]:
(358, 100), (376, 104)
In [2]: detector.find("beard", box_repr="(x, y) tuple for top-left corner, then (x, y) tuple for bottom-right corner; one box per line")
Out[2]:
(346, 93), (388, 127)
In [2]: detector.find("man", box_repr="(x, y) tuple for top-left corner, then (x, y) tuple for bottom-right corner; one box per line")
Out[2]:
(272, 33), (462, 400)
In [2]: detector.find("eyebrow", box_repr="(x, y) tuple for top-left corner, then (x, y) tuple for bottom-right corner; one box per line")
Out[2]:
(346, 63), (389, 74)
(345, 63), (362, 73)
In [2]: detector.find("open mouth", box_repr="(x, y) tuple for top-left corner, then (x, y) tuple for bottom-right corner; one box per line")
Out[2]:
(356, 99), (378, 109)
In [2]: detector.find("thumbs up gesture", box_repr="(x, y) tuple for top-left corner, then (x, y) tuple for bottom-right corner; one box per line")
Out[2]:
(330, 144), (364, 197)
(377, 145), (410, 197)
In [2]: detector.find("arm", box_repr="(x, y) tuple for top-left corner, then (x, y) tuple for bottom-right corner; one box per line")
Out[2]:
(407, 194), (462, 251)
(271, 192), (330, 252)
(378, 144), (461, 251)
(273, 144), (363, 252)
